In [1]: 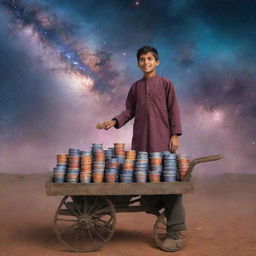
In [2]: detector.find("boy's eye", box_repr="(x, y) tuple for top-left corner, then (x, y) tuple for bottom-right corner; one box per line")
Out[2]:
(140, 57), (153, 62)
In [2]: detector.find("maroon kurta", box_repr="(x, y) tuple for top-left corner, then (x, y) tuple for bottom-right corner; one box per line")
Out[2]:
(113, 74), (182, 152)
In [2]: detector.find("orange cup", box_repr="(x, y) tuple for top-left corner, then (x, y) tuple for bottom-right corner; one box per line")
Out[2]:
(93, 174), (104, 183)
(95, 157), (105, 161)
(67, 173), (79, 179)
(179, 167), (188, 171)
(151, 159), (162, 165)
(149, 174), (161, 182)
(57, 154), (67, 158)
(81, 168), (92, 172)
(80, 170), (92, 174)
(105, 174), (116, 183)
(80, 160), (92, 163)
(57, 160), (68, 164)
(108, 163), (119, 168)
(81, 155), (92, 159)
(178, 160), (190, 163)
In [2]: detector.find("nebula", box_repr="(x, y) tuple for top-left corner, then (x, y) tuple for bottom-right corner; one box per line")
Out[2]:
(0, 0), (255, 174)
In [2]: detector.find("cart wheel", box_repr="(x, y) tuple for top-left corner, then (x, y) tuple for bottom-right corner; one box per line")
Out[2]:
(153, 211), (168, 250)
(54, 195), (116, 252)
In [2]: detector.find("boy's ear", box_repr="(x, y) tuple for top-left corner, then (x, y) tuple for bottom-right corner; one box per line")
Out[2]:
(156, 60), (160, 66)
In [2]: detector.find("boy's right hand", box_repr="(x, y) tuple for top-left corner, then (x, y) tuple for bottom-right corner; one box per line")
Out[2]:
(96, 120), (116, 130)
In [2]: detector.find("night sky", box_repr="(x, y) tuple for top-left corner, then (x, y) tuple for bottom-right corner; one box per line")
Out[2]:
(0, 0), (255, 173)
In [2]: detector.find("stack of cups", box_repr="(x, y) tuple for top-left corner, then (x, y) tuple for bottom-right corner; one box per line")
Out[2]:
(114, 143), (125, 179)
(114, 143), (125, 164)
(104, 148), (114, 160)
(162, 152), (177, 182)
(177, 154), (190, 180)
(53, 154), (68, 183)
(120, 158), (135, 183)
(135, 152), (148, 183)
(80, 151), (92, 183)
(67, 149), (80, 183)
(121, 150), (137, 183)
(105, 158), (118, 183)
(149, 152), (162, 182)
(93, 150), (105, 183)
(91, 143), (103, 160)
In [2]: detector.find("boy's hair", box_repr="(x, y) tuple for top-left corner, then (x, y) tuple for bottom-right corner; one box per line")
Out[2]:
(137, 46), (159, 62)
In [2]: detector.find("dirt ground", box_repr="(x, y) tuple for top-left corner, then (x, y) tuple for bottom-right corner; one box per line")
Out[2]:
(0, 172), (255, 256)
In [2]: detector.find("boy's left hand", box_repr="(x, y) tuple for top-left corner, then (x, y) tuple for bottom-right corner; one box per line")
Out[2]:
(169, 135), (179, 153)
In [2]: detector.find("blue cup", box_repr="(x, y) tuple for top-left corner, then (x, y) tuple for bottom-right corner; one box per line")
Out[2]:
(164, 176), (176, 182)
(67, 169), (80, 174)
(149, 170), (162, 175)
(105, 169), (118, 174)
(122, 170), (134, 175)
(66, 178), (78, 183)
(150, 165), (162, 171)
(80, 151), (92, 156)
(54, 177), (65, 183)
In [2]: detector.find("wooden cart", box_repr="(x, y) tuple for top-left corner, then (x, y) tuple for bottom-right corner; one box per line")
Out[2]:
(45, 154), (223, 252)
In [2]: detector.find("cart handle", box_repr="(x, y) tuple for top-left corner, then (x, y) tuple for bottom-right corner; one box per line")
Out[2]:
(182, 154), (224, 182)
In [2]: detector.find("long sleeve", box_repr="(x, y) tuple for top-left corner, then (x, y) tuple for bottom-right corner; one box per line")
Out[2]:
(113, 84), (136, 129)
(166, 81), (182, 136)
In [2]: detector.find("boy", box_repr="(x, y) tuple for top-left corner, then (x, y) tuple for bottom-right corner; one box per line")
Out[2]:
(96, 46), (186, 251)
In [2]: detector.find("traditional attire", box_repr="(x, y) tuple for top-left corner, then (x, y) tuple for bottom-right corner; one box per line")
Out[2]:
(113, 74), (186, 234)
(113, 74), (182, 152)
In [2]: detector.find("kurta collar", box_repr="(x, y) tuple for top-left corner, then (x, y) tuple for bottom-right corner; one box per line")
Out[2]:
(143, 74), (159, 81)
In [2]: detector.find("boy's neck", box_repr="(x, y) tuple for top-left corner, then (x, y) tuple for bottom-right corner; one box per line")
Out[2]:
(143, 71), (157, 80)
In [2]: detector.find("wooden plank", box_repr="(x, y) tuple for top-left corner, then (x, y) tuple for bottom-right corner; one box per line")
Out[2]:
(45, 178), (193, 196)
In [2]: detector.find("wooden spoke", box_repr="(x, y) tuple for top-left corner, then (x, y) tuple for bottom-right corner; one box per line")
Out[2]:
(160, 218), (167, 226)
(92, 225), (105, 241)
(87, 228), (94, 241)
(156, 226), (166, 230)
(64, 201), (80, 218)
(56, 218), (77, 222)
(58, 209), (78, 217)
(59, 223), (78, 235)
(96, 217), (113, 227)
(82, 197), (89, 214)
(89, 197), (105, 215)
(91, 207), (112, 217)
(72, 200), (82, 216)
(158, 232), (166, 236)
(92, 220), (113, 233)
(93, 211), (112, 218)
(88, 197), (99, 214)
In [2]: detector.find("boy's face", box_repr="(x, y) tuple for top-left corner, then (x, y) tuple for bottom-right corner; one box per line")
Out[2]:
(138, 52), (160, 75)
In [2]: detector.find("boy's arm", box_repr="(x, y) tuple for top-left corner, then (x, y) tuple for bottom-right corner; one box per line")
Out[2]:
(166, 81), (182, 136)
(112, 85), (136, 129)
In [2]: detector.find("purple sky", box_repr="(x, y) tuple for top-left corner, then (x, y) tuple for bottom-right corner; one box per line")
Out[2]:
(0, 0), (255, 174)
